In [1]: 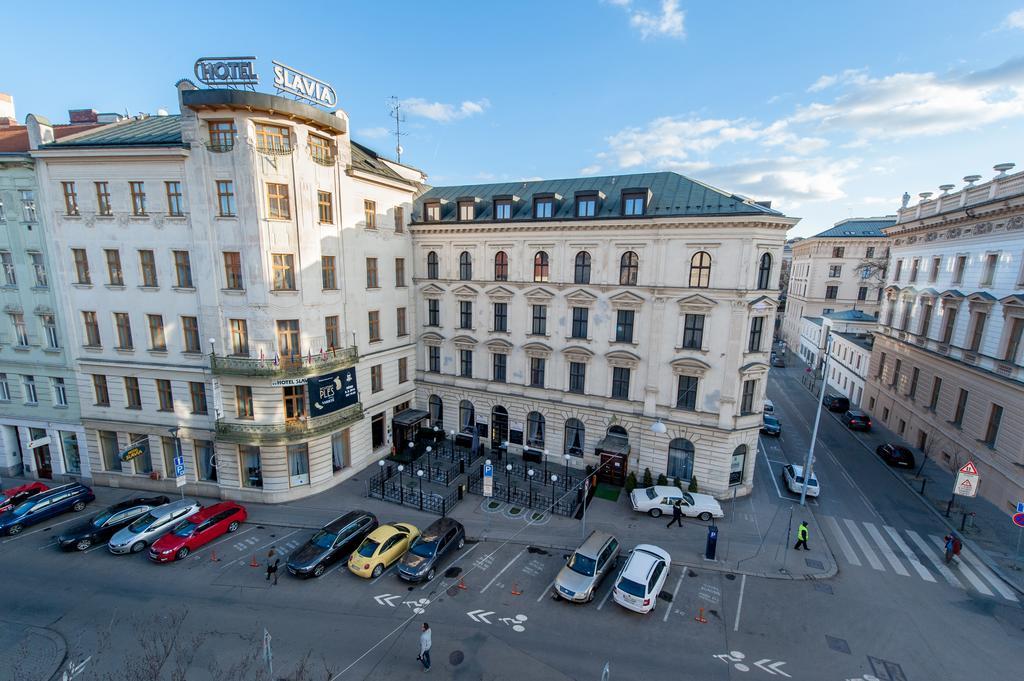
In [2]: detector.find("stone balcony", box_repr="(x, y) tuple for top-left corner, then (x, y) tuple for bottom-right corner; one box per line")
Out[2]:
(210, 346), (358, 378)
(216, 403), (364, 445)
(878, 326), (1023, 384)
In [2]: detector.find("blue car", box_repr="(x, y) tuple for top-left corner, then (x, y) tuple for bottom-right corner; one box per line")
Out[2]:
(0, 482), (95, 536)
(761, 415), (782, 436)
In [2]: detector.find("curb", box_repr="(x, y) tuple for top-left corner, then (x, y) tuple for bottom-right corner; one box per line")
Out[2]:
(37, 625), (69, 681)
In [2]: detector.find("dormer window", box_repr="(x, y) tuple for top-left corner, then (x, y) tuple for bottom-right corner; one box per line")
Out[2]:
(494, 200), (512, 220)
(534, 198), (553, 219)
(458, 199), (477, 221)
(576, 195), (597, 217)
(425, 201), (441, 222)
(622, 191), (646, 216)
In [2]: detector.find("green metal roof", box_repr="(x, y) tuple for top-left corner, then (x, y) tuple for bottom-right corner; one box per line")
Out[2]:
(413, 171), (783, 223)
(350, 141), (409, 184)
(45, 115), (184, 148)
(812, 217), (896, 239)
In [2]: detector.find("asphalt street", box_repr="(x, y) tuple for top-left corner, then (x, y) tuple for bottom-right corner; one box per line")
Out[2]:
(1, 361), (1022, 680)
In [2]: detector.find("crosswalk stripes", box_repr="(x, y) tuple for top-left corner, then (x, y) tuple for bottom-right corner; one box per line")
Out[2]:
(904, 529), (963, 589)
(842, 519), (885, 571)
(928, 535), (993, 597)
(824, 516), (861, 566)
(864, 524), (910, 577)
(958, 546), (1018, 602)
(882, 526), (935, 583)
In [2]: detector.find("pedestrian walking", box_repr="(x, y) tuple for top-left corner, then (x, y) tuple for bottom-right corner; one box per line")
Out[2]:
(666, 501), (684, 529)
(266, 548), (280, 585)
(943, 534), (960, 564)
(793, 521), (810, 550)
(417, 622), (431, 671)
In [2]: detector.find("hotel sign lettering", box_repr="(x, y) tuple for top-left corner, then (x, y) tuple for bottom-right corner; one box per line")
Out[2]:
(194, 57), (259, 87)
(272, 61), (338, 108)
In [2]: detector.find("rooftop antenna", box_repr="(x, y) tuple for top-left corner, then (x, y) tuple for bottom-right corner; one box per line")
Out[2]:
(388, 96), (407, 162)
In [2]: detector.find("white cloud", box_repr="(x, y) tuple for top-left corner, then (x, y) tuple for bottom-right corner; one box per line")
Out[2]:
(1002, 9), (1024, 30)
(579, 164), (603, 175)
(610, 0), (686, 40)
(402, 97), (490, 123)
(688, 156), (857, 205)
(807, 68), (867, 92)
(356, 126), (389, 139)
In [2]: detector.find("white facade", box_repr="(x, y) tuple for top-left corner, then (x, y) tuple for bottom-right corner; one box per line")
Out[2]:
(826, 332), (872, 406)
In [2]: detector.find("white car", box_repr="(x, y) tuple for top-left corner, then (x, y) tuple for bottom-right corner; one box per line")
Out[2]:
(629, 486), (724, 521)
(108, 498), (201, 554)
(782, 464), (819, 497)
(763, 399), (775, 414)
(612, 544), (671, 614)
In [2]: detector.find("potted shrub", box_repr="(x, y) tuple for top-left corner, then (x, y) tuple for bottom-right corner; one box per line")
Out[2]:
(642, 467), (653, 488)
(656, 473), (668, 486)
(688, 476), (699, 493)
(625, 471), (638, 493)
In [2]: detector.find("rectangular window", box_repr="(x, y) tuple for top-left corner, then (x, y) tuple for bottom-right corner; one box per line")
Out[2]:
(930, 256), (941, 283)
(95, 182), (112, 216)
(62, 181), (79, 215)
(147, 314), (166, 351)
(317, 190), (333, 223)
(395, 258), (406, 287)
(72, 248), (90, 284)
(981, 253), (998, 286)
(216, 180), (236, 217)
(208, 120), (236, 150)
(0, 251), (14, 287)
(532, 305), (547, 335)
(156, 379), (174, 411)
(255, 123), (291, 152)
(623, 193), (645, 216)
(857, 286), (868, 301)
(494, 201), (512, 220)
(182, 316), (200, 353)
(93, 374), (109, 406)
(129, 181), (146, 215)
(370, 364), (383, 393)
(276, 319), (299, 357)
(223, 252), (243, 289)
(396, 307), (407, 337)
(366, 257), (379, 288)
(272, 253), (295, 290)
(0, 197), (4, 221)
(195, 440), (216, 482)
(398, 356), (408, 383)
(459, 301), (472, 329)
(611, 367), (630, 400)
(425, 202), (441, 222)
(919, 303), (933, 338)
(908, 367), (920, 399)
(894, 259), (903, 281)
(829, 265), (842, 277)
(866, 246), (875, 258)
(984, 404), (1003, 447)
(427, 299), (440, 327)
(173, 250), (193, 287)
(825, 285), (838, 300)
(952, 255), (967, 284)
(325, 315), (340, 349)
(100, 431), (120, 471)
(615, 310), (635, 343)
(28, 252), (46, 288)
(83, 311), (101, 347)
(10, 313), (28, 346)
(364, 200), (377, 228)
(283, 385), (306, 420)
(571, 307), (589, 339)
(953, 388), (968, 426)
(891, 359), (902, 389)
(748, 316), (765, 352)
(969, 311), (987, 352)
(19, 190), (36, 221)
(1004, 317), (1024, 362)
(832, 246), (845, 258)
(576, 197), (596, 217)
(568, 362), (585, 394)
(534, 199), (553, 218)
(394, 206), (405, 232)
(458, 201), (475, 221)
(230, 319), (249, 355)
(928, 377), (942, 410)
(529, 357), (545, 387)
(235, 386), (254, 419)
(105, 249), (123, 286)
(0, 374), (8, 401)
(114, 312), (133, 350)
(125, 377), (141, 409)
(321, 255), (338, 290)
(41, 314), (58, 349)
(909, 258), (920, 283)
(493, 353), (507, 383)
(22, 375), (37, 404)
(493, 303), (507, 332)
(740, 379), (757, 415)
(460, 349), (473, 378)
(189, 382), (208, 414)
(165, 181), (184, 216)
(372, 412), (386, 449)
(428, 346), (440, 373)
(266, 182), (291, 219)
(308, 134), (333, 164)
(368, 310), (381, 342)
(942, 307), (958, 344)
(139, 250), (157, 287)
(676, 375), (698, 411)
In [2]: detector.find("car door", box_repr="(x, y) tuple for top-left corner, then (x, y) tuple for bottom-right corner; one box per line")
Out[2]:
(675, 495), (692, 517)
(379, 534), (402, 566)
(330, 522), (359, 564)
(647, 561), (665, 602)
(595, 540), (614, 581)
(103, 508), (142, 537)
(437, 529), (456, 559)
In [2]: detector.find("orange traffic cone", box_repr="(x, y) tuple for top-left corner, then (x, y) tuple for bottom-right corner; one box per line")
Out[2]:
(695, 607), (707, 624)
(250, 554), (259, 568)
(510, 582), (522, 596)
(210, 550), (220, 562)
(457, 577), (468, 590)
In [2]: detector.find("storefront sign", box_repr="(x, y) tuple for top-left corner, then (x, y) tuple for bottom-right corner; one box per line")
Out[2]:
(194, 56), (259, 87)
(307, 367), (358, 418)
(270, 377), (308, 387)
(272, 61), (337, 108)
(28, 436), (51, 449)
(119, 438), (150, 463)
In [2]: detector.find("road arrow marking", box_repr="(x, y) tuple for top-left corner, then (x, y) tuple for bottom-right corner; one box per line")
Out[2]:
(404, 598), (430, 613)
(753, 659), (791, 677)
(466, 609), (494, 624)
(373, 593), (400, 607)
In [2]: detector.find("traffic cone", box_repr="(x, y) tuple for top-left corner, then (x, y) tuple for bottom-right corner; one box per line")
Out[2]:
(250, 554), (259, 568)
(457, 577), (468, 590)
(210, 550), (220, 562)
(511, 582), (522, 596)
(695, 607), (707, 624)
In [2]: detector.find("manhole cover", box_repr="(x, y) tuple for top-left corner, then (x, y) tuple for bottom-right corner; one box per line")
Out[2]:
(826, 635), (851, 654)
(814, 582), (834, 594)
(527, 546), (549, 555)
(449, 650), (465, 666)
(725, 573), (737, 581)
(805, 558), (825, 570)
(868, 656), (908, 681)
(445, 566), (463, 578)
(659, 590), (673, 602)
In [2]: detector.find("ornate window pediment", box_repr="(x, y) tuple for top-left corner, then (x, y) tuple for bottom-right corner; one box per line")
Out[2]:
(452, 284), (479, 299)
(562, 345), (595, 363)
(940, 289), (965, 301)
(420, 283), (446, 297)
(485, 338), (513, 352)
(523, 341), (553, 358)
(917, 287), (939, 300)
(676, 294), (716, 312)
(748, 295), (777, 312)
(33, 305), (55, 316)
(605, 349), (641, 368)
(565, 288), (599, 307)
(452, 334), (478, 349)
(670, 357), (710, 376)
(999, 293), (1024, 310)
(524, 286), (556, 303)
(966, 291), (996, 307)
(609, 290), (645, 310)
(739, 361), (769, 378)
(420, 331), (445, 347)
(485, 285), (516, 301)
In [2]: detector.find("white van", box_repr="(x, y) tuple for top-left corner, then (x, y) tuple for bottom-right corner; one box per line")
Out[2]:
(764, 399), (775, 414)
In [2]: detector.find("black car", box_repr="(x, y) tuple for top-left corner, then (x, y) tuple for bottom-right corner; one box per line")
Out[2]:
(397, 517), (466, 583)
(57, 495), (170, 551)
(760, 415), (782, 436)
(876, 444), (916, 468)
(844, 409), (872, 431)
(771, 355), (786, 368)
(823, 394), (850, 412)
(287, 510), (377, 578)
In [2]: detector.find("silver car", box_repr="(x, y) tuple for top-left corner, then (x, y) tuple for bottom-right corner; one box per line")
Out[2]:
(108, 498), (201, 554)
(553, 530), (620, 603)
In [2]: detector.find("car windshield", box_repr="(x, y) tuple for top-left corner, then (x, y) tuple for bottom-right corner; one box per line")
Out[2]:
(644, 488), (658, 500)
(11, 501), (34, 517)
(357, 538), (380, 558)
(765, 416), (779, 426)
(410, 539), (438, 558)
(171, 519), (197, 537)
(617, 576), (646, 597)
(793, 475), (817, 486)
(311, 530), (337, 549)
(128, 512), (157, 533)
(90, 510), (116, 527)
(567, 552), (597, 577)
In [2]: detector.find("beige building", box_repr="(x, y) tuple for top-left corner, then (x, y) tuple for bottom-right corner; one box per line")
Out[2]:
(782, 217), (893, 348)
(864, 164), (1024, 511)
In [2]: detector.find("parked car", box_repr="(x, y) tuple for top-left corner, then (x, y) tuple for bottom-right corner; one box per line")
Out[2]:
(398, 517), (466, 583)
(58, 495), (170, 551)
(761, 415), (782, 436)
(0, 482), (94, 536)
(771, 355), (786, 368)
(763, 399), (775, 414)
(876, 443), (916, 468)
(844, 409), (872, 431)
(782, 464), (819, 497)
(553, 530), (620, 603)
(629, 486), (724, 521)
(107, 498), (201, 554)
(823, 394), (850, 412)
(288, 510), (378, 578)
(0, 481), (49, 514)
(149, 501), (247, 562)
(348, 522), (420, 578)
(612, 544), (671, 614)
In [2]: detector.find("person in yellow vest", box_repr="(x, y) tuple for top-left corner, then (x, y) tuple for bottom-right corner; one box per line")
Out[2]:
(794, 521), (810, 551)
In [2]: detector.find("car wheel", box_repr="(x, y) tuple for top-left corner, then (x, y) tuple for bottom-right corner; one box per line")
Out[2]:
(427, 568), (436, 581)
(371, 564), (384, 578)
(457, 537), (465, 549)
(72, 500), (87, 512)
(75, 538), (92, 551)
(699, 512), (712, 522)
(130, 541), (146, 554)
(227, 521), (240, 533)
(648, 508), (663, 518)
(586, 590), (595, 603)
(176, 547), (190, 560)
(312, 563), (326, 578)
(8, 523), (23, 535)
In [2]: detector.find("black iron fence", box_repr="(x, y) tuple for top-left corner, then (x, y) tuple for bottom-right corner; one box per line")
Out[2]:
(366, 470), (460, 516)
(496, 458), (584, 490)
(466, 469), (580, 517)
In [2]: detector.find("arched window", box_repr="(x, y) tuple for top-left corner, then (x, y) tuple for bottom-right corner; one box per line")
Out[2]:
(459, 400), (475, 433)
(689, 251), (712, 288)
(607, 425), (628, 438)
(667, 438), (694, 481)
(757, 253), (772, 289)
(459, 251), (472, 281)
(619, 251), (639, 286)
(730, 444), (747, 485)
(426, 251), (439, 280)
(574, 251), (592, 284)
(564, 418), (585, 457)
(526, 411), (545, 448)
(494, 251), (508, 281)
(533, 251), (549, 283)
(428, 395), (443, 428)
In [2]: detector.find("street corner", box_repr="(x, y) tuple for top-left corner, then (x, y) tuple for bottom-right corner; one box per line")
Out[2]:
(0, 620), (69, 681)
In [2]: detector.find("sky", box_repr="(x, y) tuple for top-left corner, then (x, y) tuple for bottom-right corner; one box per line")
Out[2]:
(5, 1), (1024, 238)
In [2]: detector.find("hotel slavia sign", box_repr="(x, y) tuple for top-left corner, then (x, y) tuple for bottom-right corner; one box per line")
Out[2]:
(194, 56), (259, 87)
(191, 56), (337, 109)
(272, 61), (338, 108)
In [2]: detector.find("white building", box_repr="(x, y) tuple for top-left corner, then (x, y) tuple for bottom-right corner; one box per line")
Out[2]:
(826, 331), (873, 406)
(799, 309), (878, 375)
(410, 175), (797, 498)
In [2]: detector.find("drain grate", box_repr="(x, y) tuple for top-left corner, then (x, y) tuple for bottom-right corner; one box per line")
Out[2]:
(725, 573), (737, 581)
(445, 566), (463, 578)
(814, 582), (834, 594)
(868, 656), (908, 681)
(449, 650), (465, 666)
(805, 558), (825, 569)
(687, 569), (698, 577)
(826, 635), (851, 654)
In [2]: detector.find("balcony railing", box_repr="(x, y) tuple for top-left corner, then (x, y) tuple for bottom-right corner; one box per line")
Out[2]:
(216, 403), (363, 444)
(210, 346), (358, 378)
(879, 326), (1022, 384)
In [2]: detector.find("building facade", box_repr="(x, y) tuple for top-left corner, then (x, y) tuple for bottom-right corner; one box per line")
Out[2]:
(30, 83), (424, 502)
(864, 165), (1024, 511)
(782, 217), (893, 348)
(410, 175), (796, 498)
(798, 309), (877, 376)
(826, 330), (873, 407)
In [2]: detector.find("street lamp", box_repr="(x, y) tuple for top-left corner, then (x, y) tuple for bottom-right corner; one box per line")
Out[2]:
(543, 449), (550, 478)
(417, 469), (425, 510)
(800, 333), (832, 506)
(550, 474), (558, 507)
(397, 465), (405, 504)
(377, 460), (386, 499)
(425, 446), (433, 472)
(506, 463), (513, 502)
(563, 453), (571, 490)
(527, 469), (535, 507)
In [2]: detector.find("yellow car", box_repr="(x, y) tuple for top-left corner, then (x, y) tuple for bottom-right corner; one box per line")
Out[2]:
(347, 522), (421, 578)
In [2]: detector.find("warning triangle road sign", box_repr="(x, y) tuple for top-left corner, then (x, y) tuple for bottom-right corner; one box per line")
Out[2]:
(959, 461), (979, 476)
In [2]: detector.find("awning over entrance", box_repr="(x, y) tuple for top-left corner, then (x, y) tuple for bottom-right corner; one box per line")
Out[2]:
(392, 409), (430, 427)
(595, 434), (631, 456)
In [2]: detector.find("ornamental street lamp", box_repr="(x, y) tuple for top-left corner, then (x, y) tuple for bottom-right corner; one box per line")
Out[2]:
(527, 469), (535, 507)
(563, 453), (571, 490)
(506, 463), (513, 502)
(551, 474), (558, 507)
(377, 460), (386, 498)
(543, 449), (550, 479)
(417, 469), (424, 510)
(426, 446), (433, 475)
(397, 465), (405, 504)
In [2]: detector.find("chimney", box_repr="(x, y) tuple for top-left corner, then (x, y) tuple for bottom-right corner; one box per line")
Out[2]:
(0, 93), (15, 126)
(68, 109), (99, 124)
(26, 114), (54, 150)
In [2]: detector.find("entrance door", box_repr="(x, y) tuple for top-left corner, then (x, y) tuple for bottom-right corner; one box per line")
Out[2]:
(490, 406), (508, 449)
(34, 445), (53, 479)
(598, 452), (626, 487)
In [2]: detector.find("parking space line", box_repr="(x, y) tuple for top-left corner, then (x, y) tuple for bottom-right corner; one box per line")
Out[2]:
(36, 539), (58, 550)
(596, 581), (615, 610)
(883, 526), (934, 582)
(221, 530), (299, 570)
(843, 519), (884, 571)
(732, 574), (746, 630)
(904, 529), (963, 589)
(823, 516), (860, 566)
(863, 523), (910, 576)
(929, 535), (993, 596)
(1, 516), (84, 543)
(480, 548), (525, 593)
(538, 577), (557, 603)
(321, 559), (349, 579)
(421, 542), (480, 591)
(664, 571), (686, 623)
(191, 527), (256, 557)
(371, 564), (397, 585)
(758, 441), (785, 500)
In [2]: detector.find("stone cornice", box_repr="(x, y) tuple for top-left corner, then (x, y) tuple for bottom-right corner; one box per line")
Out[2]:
(409, 214), (797, 236)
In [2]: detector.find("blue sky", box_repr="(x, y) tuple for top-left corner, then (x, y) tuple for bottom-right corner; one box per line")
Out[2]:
(6, 1), (1024, 237)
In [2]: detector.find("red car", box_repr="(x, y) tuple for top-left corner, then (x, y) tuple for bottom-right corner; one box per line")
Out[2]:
(148, 501), (246, 562)
(0, 482), (49, 514)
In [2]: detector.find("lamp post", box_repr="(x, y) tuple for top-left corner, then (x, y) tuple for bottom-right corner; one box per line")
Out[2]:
(506, 463), (513, 502)
(527, 469), (535, 507)
(408, 440), (415, 463)
(425, 446), (433, 478)
(563, 454), (571, 490)
(551, 474), (558, 507)
(800, 333), (831, 506)
(417, 469), (424, 510)
(397, 465), (405, 504)
(543, 449), (550, 479)
(377, 459), (385, 498)
(449, 429), (456, 457)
